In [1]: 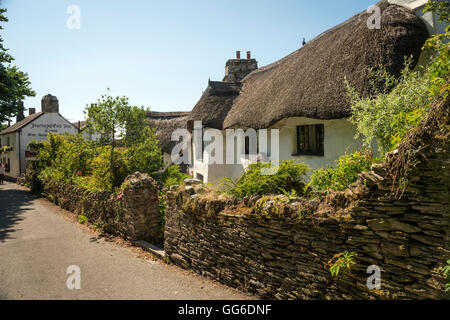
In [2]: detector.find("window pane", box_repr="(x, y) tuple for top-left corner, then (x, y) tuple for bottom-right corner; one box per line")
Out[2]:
(297, 124), (324, 156)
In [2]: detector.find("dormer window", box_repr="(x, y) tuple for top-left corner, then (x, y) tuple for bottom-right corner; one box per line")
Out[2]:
(296, 124), (324, 156)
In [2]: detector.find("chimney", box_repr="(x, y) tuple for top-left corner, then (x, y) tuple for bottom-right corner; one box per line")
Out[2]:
(223, 51), (258, 83)
(41, 94), (59, 113)
(29, 108), (36, 116)
(16, 102), (25, 122)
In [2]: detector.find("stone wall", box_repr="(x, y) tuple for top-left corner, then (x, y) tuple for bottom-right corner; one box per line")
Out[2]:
(164, 113), (449, 299)
(42, 172), (161, 244)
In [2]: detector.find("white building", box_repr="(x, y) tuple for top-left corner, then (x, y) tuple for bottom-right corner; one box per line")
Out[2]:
(71, 120), (102, 142)
(0, 94), (79, 179)
(187, 1), (445, 184)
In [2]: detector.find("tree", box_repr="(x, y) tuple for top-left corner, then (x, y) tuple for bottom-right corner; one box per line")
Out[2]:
(84, 89), (162, 188)
(127, 127), (163, 177)
(0, 7), (36, 123)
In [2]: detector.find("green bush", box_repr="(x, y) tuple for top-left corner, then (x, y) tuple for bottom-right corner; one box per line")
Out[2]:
(346, 59), (431, 155)
(30, 132), (164, 192)
(83, 146), (129, 191)
(309, 150), (373, 192)
(157, 164), (189, 188)
(222, 160), (309, 198)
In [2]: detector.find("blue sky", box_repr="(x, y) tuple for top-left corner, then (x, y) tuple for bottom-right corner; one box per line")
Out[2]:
(2, 0), (375, 123)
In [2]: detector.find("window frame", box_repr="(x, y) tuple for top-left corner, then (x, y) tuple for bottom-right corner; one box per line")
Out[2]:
(295, 124), (324, 157)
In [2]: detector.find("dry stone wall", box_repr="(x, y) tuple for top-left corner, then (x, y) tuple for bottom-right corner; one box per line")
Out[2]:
(42, 172), (161, 244)
(164, 135), (449, 299)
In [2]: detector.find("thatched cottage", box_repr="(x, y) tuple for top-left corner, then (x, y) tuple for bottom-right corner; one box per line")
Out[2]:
(179, 0), (444, 184)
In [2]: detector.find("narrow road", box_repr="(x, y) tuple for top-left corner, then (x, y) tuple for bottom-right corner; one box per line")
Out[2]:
(0, 182), (251, 300)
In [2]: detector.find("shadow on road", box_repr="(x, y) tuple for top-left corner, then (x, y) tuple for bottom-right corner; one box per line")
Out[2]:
(0, 184), (33, 242)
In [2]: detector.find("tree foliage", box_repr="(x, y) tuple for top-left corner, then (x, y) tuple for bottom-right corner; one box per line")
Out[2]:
(0, 8), (35, 123)
(83, 89), (163, 189)
(27, 90), (174, 192)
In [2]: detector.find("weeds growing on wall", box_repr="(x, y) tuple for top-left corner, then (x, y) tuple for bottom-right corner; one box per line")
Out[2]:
(308, 150), (374, 192)
(443, 259), (450, 292)
(328, 251), (357, 278)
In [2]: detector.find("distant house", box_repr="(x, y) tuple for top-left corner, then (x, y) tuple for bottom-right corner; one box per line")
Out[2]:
(71, 120), (102, 141)
(0, 94), (79, 179)
(188, 0), (438, 184)
(147, 111), (190, 168)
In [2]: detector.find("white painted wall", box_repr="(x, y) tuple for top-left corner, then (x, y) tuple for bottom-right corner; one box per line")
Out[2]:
(191, 117), (377, 185)
(81, 130), (102, 142)
(0, 132), (20, 178)
(274, 117), (377, 171)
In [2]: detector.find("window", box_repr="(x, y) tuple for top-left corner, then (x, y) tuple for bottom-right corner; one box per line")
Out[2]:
(296, 124), (324, 156)
(244, 136), (250, 155)
(244, 134), (258, 155)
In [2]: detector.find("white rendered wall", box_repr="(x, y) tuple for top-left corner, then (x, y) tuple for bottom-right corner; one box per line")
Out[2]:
(0, 132), (20, 179)
(18, 113), (78, 177)
(192, 118), (378, 185)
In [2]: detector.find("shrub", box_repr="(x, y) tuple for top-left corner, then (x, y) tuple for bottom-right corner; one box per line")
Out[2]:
(309, 150), (374, 192)
(346, 59), (432, 155)
(222, 160), (309, 198)
(84, 146), (129, 192)
(157, 165), (189, 188)
(126, 128), (163, 178)
(31, 131), (164, 192)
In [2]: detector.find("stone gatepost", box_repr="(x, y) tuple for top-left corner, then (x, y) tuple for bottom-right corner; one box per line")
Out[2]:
(121, 172), (160, 244)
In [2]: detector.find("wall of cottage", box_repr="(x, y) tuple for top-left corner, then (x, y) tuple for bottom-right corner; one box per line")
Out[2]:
(164, 137), (449, 299)
(42, 172), (162, 244)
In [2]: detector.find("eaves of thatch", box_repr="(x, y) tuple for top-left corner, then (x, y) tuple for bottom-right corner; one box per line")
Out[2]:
(148, 111), (190, 154)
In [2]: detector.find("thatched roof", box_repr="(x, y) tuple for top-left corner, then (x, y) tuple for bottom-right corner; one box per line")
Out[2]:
(188, 81), (241, 129)
(220, 1), (429, 129)
(148, 111), (190, 154)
